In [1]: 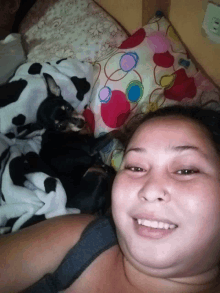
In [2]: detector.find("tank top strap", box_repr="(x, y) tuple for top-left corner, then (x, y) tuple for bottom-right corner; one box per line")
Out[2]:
(24, 215), (117, 293)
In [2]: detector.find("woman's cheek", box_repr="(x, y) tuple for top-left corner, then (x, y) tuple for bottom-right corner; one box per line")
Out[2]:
(112, 172), (132, 205)
(175, 177), (220, 212)
(112, 172), (125, 198)
(111, 174), (123, 220)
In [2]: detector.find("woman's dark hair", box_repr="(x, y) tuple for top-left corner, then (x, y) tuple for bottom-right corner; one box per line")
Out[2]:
(115, 105), (220, 154)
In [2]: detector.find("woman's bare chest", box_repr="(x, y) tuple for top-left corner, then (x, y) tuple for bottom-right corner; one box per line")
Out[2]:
(64, 274), (139, 293)
(63, 246), (141, 293)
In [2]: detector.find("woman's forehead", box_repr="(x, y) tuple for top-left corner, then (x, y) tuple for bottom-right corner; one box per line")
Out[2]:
(128, 116), (214, 151)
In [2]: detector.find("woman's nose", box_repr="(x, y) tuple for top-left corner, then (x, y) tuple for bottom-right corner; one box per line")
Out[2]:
(138, 173), (171, 203)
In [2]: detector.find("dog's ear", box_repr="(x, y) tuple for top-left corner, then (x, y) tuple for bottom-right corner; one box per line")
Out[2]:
(43, 73), (61, 98)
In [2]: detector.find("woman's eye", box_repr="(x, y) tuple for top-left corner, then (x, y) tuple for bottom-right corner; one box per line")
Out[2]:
(176, 169), (199, 175)
(124, 166), (145, 172)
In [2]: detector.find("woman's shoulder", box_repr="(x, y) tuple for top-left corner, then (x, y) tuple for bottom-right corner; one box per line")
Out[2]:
(27, 213), (98, 269)
(20, 213), (97, 253)
(46, 213), (97, 241)
(0, 214), (96, 293)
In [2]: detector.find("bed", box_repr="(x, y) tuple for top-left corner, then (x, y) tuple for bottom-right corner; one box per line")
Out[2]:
(0, 0), (219, 234)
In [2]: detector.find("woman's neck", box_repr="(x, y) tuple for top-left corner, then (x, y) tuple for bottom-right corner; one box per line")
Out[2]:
(121, 255), (220, 293)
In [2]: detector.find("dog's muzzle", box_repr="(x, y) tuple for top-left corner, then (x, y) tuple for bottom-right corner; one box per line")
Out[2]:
(70, 113), (85, 131)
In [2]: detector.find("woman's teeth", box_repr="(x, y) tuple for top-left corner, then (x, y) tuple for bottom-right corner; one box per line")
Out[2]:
(137, 219), (177, 229)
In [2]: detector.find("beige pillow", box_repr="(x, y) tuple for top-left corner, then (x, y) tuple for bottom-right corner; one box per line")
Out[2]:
(18, 0), (128, 63)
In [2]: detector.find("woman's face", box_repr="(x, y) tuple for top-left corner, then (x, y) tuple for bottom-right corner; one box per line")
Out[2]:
(112, 116), (220, 278)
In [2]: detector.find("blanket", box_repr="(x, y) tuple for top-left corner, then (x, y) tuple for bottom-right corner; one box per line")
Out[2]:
(0, 58), (94, 234)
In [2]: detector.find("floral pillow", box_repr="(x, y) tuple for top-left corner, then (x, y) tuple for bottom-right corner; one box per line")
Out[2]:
(84, 11), (220, 167)
(18, 0), (128, 63)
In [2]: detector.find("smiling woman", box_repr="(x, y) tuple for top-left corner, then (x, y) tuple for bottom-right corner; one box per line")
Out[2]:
(112, 109), (220, 282)
(1, 105), (220, 293)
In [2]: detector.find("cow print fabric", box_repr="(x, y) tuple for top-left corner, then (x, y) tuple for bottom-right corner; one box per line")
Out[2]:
(0, 58), (93, 135)
(0, 58), (93, 234)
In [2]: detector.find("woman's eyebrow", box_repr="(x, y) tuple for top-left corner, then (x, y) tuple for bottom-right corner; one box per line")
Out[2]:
(125, 145), (209, 158)
(169, 145), (209, 159)
(124, 147), (146, 156)
(171, 145), (199, 151)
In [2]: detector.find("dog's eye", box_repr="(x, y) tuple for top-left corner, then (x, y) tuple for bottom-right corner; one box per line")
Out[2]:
(56, 122), (66, 131)
(66, 104), (74, 111)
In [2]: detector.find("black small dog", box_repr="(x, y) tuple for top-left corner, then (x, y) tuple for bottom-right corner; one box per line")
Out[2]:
(37, 73), (85, 132)
(18, 73), (115, 215)
(17, 73), (85, 137)
(6, 73), (115, 231)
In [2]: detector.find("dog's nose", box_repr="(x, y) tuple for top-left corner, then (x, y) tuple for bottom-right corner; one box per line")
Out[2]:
(77, 118), (85, 129)
(71, 116), (85, 129)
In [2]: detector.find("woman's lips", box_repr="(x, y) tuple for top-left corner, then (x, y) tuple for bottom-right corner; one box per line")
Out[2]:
(133, 218), (178, 239)
(132, 212), (178, 225)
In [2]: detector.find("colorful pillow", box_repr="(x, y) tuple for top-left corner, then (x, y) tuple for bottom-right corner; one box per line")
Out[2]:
(84, 11), (220, 166)
(18, 0), (128, 63)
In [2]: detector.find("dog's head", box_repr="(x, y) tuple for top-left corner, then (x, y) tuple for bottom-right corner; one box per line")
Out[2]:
(37, 73), (85, 132)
